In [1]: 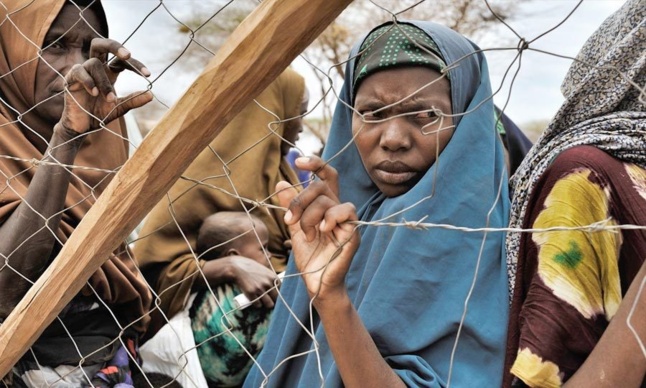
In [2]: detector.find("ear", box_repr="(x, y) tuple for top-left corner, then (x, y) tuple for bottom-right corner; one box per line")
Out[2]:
(227, 248), (240, 256)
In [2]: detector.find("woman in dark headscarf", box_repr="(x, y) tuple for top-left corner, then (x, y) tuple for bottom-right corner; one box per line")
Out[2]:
(0, 0), (152, 385)
(504, 1), (646, 386)
(245, 20), (510, 387)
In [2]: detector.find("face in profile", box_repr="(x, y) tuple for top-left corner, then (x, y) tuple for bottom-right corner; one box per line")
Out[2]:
(34, 4), (102, 125)
(281, 88), (309, 156)
(232, 220), (270, 267)
(352, 66), (454, 197)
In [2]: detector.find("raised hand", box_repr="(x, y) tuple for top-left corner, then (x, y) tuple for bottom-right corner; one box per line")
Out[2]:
(59, 38), (152, 134)
(277, 156), (360, 303)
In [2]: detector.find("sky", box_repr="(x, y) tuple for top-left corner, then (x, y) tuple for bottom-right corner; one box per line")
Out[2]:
(481, 1), (624, 124)
(102, 0), (625, 151)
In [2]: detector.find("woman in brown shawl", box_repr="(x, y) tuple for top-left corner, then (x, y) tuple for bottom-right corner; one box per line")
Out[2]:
(0, 0), (152, 385)
(134, 67), (307, 336)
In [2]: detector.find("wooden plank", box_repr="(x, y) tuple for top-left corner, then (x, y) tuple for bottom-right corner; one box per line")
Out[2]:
(0, 0), (352, 373)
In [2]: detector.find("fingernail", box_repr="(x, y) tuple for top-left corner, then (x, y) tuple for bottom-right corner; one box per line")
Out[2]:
(296, 157), (310, 164)
(106, 92), (116, 102)
(319, 220), (326, 230)
(284, 210), (292, 223)
(117, 47), (131, 58)
(91, 87), (99, 96)
(141, 67), (151, 77)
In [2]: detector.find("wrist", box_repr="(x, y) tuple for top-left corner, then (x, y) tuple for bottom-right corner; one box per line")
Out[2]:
(218, 256), (237, 283)
(52, 123), (84, 148)
(311, 285), (350, 311)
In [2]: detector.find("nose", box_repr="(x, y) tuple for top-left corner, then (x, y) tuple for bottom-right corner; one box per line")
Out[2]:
(379, 117), (411, 152)
(71, 47), (87, 65)
(60, 48), (88, 75)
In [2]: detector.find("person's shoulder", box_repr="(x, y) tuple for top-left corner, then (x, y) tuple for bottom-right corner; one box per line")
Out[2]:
(548, 145), (622, 177)
(554, 145), (616, 163)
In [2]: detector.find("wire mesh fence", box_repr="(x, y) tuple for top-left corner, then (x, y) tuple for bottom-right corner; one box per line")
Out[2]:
(0, 0), (644, 387)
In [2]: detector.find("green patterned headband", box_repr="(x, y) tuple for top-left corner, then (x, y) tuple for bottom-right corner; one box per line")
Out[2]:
(353, 23), (448, 93)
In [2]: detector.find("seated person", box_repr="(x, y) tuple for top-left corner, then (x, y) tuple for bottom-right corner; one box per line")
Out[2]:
(191, 211), (275, 387)
(134, 68), (308, 340)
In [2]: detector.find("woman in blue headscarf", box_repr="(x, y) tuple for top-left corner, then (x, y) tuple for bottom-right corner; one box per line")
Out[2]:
(245, 20), (509, 387)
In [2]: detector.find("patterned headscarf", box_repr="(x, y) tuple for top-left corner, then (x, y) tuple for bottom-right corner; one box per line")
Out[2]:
(506, 0), (646, 295)
(353, 23), (448, 95)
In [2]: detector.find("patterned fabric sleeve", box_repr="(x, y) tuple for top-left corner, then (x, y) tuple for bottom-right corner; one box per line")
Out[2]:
(510, 146), (646, 387)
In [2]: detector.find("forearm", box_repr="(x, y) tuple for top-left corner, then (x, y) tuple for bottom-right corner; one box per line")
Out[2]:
(0, 126), (82, 308)
(192, 257), (234, 291)
(315, 291), (406, 388)
(565, 262), (646, 387)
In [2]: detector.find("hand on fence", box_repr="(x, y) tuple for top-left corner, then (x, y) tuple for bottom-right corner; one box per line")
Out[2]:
(276, 156), (360, 305)
(59, 38), (152, 134)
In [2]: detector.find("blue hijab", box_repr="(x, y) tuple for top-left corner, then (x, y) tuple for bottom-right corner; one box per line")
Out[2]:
(245, 21), (509, 387)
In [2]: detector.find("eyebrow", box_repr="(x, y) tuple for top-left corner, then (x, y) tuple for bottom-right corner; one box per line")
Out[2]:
(43, 28), (79, 44)
(43, 18), (100, 41)
(401, 96), (445, 106)
(355, 96), (448, 110)
(43, 28), (65, 41)
(43, 29), (100, 49)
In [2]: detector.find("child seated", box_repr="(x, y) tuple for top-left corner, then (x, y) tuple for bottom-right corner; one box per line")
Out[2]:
(191, 211), (276, 387)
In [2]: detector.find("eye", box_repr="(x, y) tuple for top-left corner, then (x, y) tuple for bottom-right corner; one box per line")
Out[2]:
(411, 108), (441, 126)
(43, 40), (65, 51)
(361, 110), (384, 121)
(414, 110), (437, 119)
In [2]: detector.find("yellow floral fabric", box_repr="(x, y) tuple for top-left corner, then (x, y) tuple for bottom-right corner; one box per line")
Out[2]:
(532, 170), (621, 321)
(511, 348), (562, 388)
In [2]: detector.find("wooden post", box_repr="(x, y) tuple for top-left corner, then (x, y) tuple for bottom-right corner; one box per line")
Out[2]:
(0, 0), (352, 373)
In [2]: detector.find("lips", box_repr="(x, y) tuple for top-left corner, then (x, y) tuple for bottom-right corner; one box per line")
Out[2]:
(373, 160), (417, 185)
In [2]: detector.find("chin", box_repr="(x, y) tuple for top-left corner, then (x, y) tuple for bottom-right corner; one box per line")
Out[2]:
(374, 177), (418, 198)
(379, 185), (410, 198)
